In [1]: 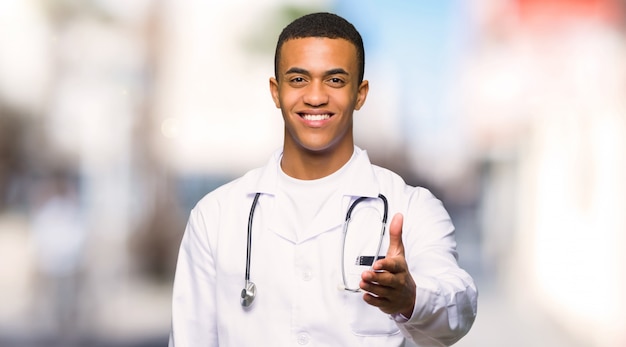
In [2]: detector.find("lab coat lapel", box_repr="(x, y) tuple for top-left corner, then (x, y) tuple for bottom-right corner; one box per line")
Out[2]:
(266, 194), (297, 242)
(298, 195), (344, 242)
(299, 148), (381, 243)
(245, 147), (382, 244)
(243, 149), (295, 242)
(263, 192), (344, 244)
(340, 148), (380, 199)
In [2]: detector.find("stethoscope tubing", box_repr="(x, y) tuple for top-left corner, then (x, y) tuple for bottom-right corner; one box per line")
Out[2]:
(242, 192), (388, 305)
(245, 193), (261, 284)
(340, 194), (388, 292)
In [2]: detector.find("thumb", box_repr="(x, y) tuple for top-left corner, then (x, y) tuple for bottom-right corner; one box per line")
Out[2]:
(386, 213), (405, 258)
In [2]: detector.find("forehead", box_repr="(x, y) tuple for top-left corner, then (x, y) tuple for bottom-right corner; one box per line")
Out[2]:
(277, 37), (358, 74)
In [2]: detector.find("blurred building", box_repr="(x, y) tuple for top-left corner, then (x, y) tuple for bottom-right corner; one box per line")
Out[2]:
(462, 0), (626, 345)
(0, 1), (624, 346)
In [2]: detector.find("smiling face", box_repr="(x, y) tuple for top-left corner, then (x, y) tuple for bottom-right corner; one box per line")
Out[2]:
(270, 37), (369, 171)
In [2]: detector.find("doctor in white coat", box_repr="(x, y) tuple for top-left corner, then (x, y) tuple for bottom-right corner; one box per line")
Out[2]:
(169, 12), (477, 347)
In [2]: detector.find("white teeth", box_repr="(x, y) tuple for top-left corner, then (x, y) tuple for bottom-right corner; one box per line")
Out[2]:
(302, 114), (330, 121)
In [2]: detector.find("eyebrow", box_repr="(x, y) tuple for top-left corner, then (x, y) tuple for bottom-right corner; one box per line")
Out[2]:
(284, 67), (350, 76)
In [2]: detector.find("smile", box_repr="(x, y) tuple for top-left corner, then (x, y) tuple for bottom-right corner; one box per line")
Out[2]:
(300, 113), (332, 121)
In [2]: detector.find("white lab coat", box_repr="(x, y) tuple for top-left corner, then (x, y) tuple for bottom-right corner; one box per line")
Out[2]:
(169, 147), (477, 347)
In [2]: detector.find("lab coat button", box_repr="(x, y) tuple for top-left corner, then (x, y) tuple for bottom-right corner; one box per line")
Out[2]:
(297, 332), (310, 345)
(302, 270), (313, 281)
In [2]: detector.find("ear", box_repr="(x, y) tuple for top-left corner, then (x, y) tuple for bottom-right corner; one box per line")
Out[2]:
(354, 80), (369, 110)
(269, 77), (281, 108)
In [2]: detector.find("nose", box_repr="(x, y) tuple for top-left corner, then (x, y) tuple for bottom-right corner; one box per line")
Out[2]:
(303, 81), (328, 107)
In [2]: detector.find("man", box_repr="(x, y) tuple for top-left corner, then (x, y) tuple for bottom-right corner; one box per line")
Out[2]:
(169, 12), (477, 346)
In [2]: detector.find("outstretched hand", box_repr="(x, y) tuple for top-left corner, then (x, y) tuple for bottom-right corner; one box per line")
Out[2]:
(360, 213), (416, 318)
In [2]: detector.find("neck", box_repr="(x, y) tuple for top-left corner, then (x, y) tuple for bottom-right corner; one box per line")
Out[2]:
(281, 144), (354, 180)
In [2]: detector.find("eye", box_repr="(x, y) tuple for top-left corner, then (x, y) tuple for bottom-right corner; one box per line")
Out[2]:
(289, 76), (307, 85)
(327, 77), (345, 87)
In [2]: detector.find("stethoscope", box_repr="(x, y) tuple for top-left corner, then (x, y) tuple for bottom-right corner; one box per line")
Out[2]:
(240, 192), (388, 307)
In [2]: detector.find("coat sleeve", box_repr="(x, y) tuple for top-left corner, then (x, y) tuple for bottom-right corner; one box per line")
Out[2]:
(396, 188), (478, 346)
(169, 201), (219, 347)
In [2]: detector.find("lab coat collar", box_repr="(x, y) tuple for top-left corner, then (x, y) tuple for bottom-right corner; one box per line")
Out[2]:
(246, 146), (381, 199)
(340, 146), (381, 199)
(246, 149), (281, 197)
(245, 146), (381, 243)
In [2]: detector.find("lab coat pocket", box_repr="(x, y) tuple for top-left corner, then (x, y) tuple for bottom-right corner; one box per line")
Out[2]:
(345, 294), (400, 336)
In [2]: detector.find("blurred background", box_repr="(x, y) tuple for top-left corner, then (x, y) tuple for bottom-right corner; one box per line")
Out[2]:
(1, 0), (625, 346)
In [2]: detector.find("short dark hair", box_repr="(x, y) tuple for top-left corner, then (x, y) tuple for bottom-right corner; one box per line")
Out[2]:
(274, 12), (365, 84)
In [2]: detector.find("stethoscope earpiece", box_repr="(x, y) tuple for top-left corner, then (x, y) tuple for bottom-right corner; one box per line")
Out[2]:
(240, 281), (256, 307)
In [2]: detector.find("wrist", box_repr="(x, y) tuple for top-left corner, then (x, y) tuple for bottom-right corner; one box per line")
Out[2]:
(400, 306), (414, 320)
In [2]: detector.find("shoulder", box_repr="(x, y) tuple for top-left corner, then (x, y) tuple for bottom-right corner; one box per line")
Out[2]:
(187, 148), (280, 225)
(370, 164), (414, 198)
(194, 166), (264, 210)
(370, 164), (406, 186)
(370, 164), (447, 214)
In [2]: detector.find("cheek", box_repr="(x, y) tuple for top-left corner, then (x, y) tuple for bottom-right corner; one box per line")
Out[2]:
(281, 92), (304, 111)
(334, 92), (358, 110)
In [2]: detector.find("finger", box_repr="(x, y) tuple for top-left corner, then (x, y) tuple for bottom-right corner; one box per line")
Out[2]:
(361, 266), (403, 287)
(387, 213), (405, 258)
(362, 292), (395, 314)
(362, 267), (400, 288)
(372, 214), (404, 272)
(370, 257), (402, 275)
(360, 277), (393, 297)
